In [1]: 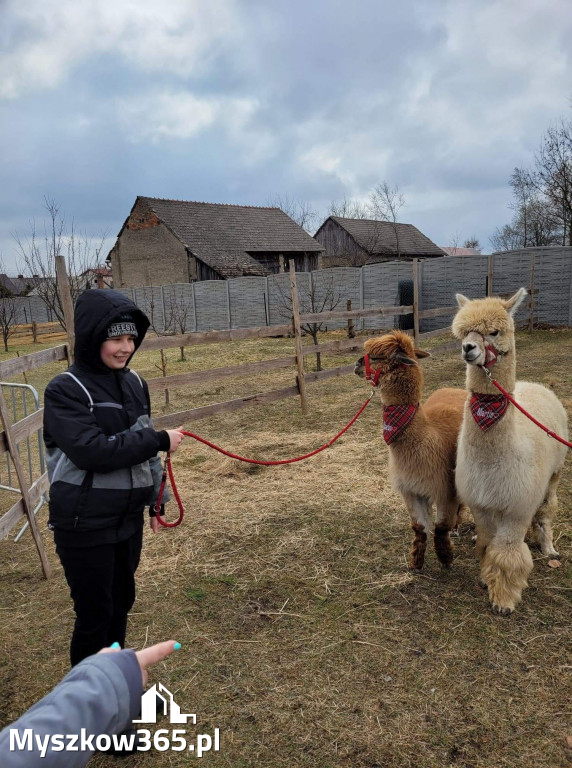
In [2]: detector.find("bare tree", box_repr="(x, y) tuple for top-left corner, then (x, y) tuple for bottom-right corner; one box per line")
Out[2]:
(13, 197), (106, 329)
(489, 223), (526, 252)
(164, 288), (193, 361)
(463, 237), (482, 252)
(329, 196), (370, 220)
(446, 231), (462, 257)
(369, 182), (406, 259)
(534, 120), (572, 245)
(273, 267), (342, 371)
(0, 259), (19, 351)
(267, 194), (318, 233)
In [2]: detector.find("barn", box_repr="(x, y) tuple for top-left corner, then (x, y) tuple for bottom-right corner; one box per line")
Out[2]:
(314, 216), (446, 268)
(108, 197), (325, 287)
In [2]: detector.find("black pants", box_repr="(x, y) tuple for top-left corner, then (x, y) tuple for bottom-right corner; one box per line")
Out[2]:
(56, 526), (144, 667)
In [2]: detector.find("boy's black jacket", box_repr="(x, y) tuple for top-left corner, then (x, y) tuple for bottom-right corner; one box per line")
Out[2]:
(43, 289), (170, 546)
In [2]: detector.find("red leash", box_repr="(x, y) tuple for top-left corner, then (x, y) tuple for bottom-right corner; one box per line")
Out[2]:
(480, 363), (572, 448)
(155, 387), (378, 527)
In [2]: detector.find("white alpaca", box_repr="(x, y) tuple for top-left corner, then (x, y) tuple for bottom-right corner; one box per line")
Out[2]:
(452, 288), (568, 614)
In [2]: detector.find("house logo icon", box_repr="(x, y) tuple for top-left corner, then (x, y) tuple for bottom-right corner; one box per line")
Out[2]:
(133, 683), (196, 725)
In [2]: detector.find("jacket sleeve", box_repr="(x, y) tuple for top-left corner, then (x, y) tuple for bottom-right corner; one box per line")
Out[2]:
(0, 650), (142, 768)
(43, 380), (170, 474)
(142, 379), (171, 506)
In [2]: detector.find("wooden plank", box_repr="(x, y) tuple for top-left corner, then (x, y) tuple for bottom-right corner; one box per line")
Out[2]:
(0, 408), (44, 456)
(299, 305), (413, 324)
(140, 324), (292, 351)
(152, 362), (360, 430)
(0, 472), (50, 539)
(290, 260), (307, 414)
(0, 389), (51, 576)
(302, 339), (362, 356)
(146, 356), (297, 392)
(153, 384), (301, 428)
(417, 306), (458, 319)
(0, 345), (68, 380)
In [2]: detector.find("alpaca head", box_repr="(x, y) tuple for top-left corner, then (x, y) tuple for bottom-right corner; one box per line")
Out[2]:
(452, 288), (527, 371)
(354, 330), (429, 403)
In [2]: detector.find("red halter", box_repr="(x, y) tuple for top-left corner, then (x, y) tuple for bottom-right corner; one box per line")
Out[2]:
(363, 354), (382, 386)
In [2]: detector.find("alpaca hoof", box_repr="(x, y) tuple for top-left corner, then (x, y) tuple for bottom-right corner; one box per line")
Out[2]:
(542, 546), (559, 558)
(492, 603), (514, 616)
(439, 560), (452, 570)
(409, 566), (423, 573)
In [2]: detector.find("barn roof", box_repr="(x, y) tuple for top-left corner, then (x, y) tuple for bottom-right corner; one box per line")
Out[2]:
(317, 217), (446, 258)
(128, 197), (324, 278)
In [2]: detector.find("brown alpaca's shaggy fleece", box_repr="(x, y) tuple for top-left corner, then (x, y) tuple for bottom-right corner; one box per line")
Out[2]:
(356, 330), (468, 570)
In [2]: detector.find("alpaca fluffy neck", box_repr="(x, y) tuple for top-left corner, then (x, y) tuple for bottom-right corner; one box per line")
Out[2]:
(378, 368), (423, 406)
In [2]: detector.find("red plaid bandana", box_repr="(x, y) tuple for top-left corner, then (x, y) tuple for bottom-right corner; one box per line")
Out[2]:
(470, 393), (509, 431)
(382, 404), (419, 445)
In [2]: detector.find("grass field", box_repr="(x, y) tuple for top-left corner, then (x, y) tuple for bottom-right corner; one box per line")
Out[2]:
(1, 328), (571, 768)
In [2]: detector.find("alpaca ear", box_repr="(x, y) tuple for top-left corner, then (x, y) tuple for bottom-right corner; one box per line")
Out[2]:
(456, 293), (470, 307)
(503, 287), (527, 316)
(414, 349), (430, 359)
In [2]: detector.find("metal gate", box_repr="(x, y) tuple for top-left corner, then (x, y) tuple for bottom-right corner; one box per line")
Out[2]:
(0, 382), (47, 542)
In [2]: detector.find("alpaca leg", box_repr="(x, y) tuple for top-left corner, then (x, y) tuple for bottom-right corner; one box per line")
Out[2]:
(480, 522), (533, 615)
(433, 499), (459, 568)
(529, 472), (560, 557)
(402, 492), (431, 571)
(474, 517), (493, 588)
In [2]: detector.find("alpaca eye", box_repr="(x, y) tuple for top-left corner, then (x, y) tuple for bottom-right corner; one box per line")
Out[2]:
(489, 330), (499, 337)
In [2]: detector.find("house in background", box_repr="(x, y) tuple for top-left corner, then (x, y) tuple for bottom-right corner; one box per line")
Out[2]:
(107, 197), (325, 287)
(81, 266), (113, 289)
(314, 217), (446, 267)
(0, 274), (52, 296)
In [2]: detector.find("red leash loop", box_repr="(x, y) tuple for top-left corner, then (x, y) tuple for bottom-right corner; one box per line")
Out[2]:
(155, 454), (184, 527)
(155, 390), (377, 527)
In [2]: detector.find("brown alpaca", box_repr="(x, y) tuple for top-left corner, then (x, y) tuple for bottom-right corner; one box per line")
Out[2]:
(355, 331), (467, 570)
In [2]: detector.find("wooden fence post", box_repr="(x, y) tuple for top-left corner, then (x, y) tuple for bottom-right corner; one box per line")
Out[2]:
(289, 259), (308, 415)
(347, 300), (355, 338)
(0, 388), (51, 578)
(412, 259), (420, 346)
(55, 254), (75, 364)
(487, 254), (494, 296)
(31, 321), (38, 344)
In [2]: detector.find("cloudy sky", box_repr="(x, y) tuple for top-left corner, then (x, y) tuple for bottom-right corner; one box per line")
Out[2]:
(1, 0), (571, 271)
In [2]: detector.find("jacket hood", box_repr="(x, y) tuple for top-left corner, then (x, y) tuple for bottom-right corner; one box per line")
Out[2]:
(73, 289), (150, 373)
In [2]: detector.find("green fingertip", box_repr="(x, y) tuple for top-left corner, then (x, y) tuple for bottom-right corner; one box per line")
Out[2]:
(110, 642), (121, 649)
(174, 642), (181, 651)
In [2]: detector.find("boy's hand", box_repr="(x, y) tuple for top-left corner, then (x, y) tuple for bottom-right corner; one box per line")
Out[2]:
(150, 514), (166, 533)
(166, 427), (185, 453)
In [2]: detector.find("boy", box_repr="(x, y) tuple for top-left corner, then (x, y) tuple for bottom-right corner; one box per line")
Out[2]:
(43, 289), (185, 666)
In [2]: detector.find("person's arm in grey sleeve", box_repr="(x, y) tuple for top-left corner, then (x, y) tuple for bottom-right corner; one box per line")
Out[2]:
(0, 650), (142, 768)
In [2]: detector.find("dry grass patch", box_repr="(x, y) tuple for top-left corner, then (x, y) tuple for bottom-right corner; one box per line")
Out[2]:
(1, 329), (571, 768)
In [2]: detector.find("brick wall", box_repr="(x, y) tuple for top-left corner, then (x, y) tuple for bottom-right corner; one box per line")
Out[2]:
(112, 199), (188, 287)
